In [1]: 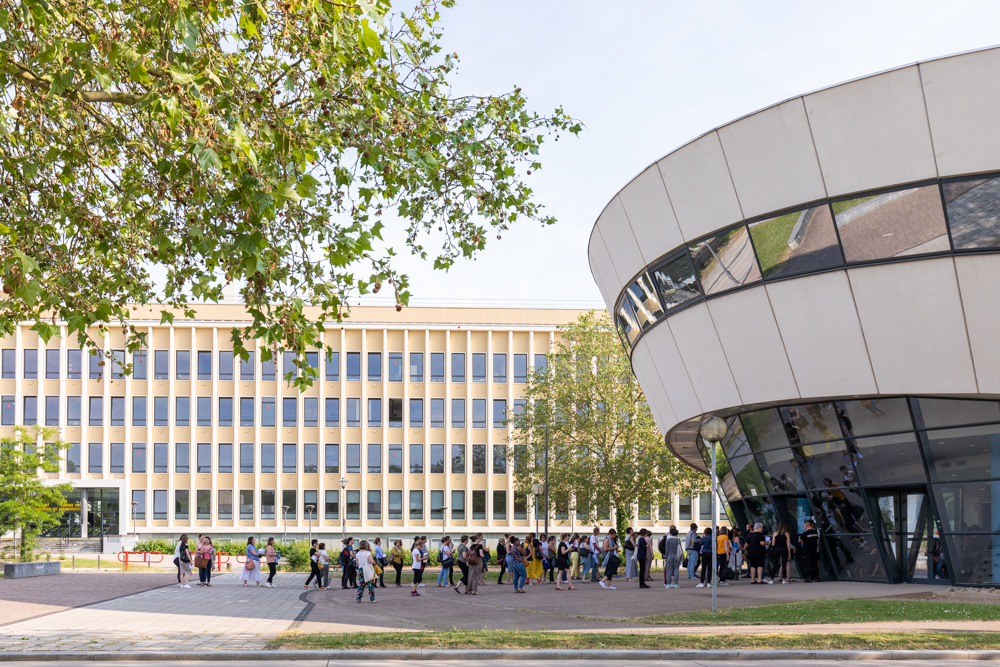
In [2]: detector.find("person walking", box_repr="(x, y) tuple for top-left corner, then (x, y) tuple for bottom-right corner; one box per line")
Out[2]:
(340, 537), (357, 589)
(508, 536), (528, 593)
(465, 533), (486, 595)
(746, 523), (769, 584)
(685, 523), (700, 580)
(437, 536), (454, 587)
(453, 535), (470, 594)
(587, 528), (603, 583)
(663, 526), (682, 588)
(798, 520), (821, 582)
(623, 527), (637, 583)
(555, 533), (575, 590)
(598, 528), (620, 589)
(410, 538), (425, 596)
(372, 537), (387, 588)
(175, 534), (193, 588)
(419, 536), (430, 588)
(495, 535), (508, 584)
(569, 533), (581, 580)
(264, 537), (279, 587)
(636, 529), (651, 588)
(318, 542), (331, 590)
(354, 540), (378, 603)
(304, 539), (322, 590)
(716, 527), (732, 586)
(196, 536), (215, 587)
(390, 539), (405, 586)
(241, 536), (262, 587)
(526, 533), (544, 585)
(697, 527), (714, 588)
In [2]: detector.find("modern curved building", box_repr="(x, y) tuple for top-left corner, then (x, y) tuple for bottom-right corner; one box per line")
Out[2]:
(589, 46), (1000, 586)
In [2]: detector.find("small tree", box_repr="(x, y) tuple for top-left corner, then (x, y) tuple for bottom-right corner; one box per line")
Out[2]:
(509, 311), (704, 540)
(0, 427), (71, 561)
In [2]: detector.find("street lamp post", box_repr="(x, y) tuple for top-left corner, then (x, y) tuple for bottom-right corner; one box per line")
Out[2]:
(569, 507), (577, 536)
(281, 505), (289, 544)
(531, 483), (544, 536)
(699, 416), (727, 615)
(306, 504), (315, 546)
(130, 501), (138, 538)
(338, 476), (349, 544)
(440, 505), (448, 541)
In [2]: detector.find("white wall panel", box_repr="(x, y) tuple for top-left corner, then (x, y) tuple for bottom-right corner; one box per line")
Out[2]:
(657, 132), (743, 242)
(665, 303), (742, 412)
(954, 254), (1000, 393)
(848, 258), (976, 395)
(640, 322), (702, 423)
(630, 339), (679, 436)
(766, 271), (878, 398)
(805, 66), (937, 197)
(587, 228), (619, 309)
(718, 98), (827, 220)
(921, 48), (1000, 177)
(618, 165), (685, 264)
(596, 196), (645, 285)
(706, 286), (799, 405)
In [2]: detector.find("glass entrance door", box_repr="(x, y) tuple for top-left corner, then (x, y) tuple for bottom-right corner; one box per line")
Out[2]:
(873, 489), (935, 583)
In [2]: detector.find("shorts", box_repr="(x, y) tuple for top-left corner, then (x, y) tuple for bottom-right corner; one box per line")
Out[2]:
(412, 568), (423, 585)
(747, 554), (765, 569)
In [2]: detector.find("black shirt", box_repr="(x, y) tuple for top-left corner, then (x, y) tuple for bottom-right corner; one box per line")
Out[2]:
(800, 528), (820, 553)
(747, 532), (767, 556)
(636, 536), (648, 560)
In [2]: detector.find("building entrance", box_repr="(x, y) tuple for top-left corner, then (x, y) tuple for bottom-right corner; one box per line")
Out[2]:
(870, 489), (941, 583)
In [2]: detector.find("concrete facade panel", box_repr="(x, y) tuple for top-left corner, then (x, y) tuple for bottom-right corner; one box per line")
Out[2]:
(587, 228), (619, 309)
(596, 196), (646, 286)
(954, 254), (1000, 393)
(630, 339), (679, 435)
(664, 303), (742, 413)
(618, 165), (685, 264)
(639, 322), (702, 424)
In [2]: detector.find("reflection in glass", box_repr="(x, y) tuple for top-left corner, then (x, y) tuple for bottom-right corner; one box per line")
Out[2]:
(624, 272), (664, 331)
(756, 448), (804, 494)
(614, 298), (640, 349)
(780, 403), (842, 445)
(740, 409), (789, 452)
(921, 424), (1000, 483)
(722, 417), (767, 497)
(916, 398), (1000, 429)
(742, 496), (777, 532)
(749, 205), (842, 279)
(797, 440), (855, 490)
(828, 533), (886, 580)
(835, 185), (949, 262)
(774, 495), (813, 534)
(944, 177), (1000, 250)
(933, 481), (1000, 532)
(853, 433), (927, 485)
(811, 484), (870, 534)
(840, 398), (913, 436)
(651, 253), (702, 311)
(943, 534), (1000, 584)
(688, 225), (762, 295)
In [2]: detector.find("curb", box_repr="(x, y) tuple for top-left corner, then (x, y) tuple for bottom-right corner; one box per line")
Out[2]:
(1, 649), (1000, 661)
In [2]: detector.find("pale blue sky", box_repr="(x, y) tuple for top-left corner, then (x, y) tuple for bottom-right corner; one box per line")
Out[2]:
(370, 1), (1000, 308)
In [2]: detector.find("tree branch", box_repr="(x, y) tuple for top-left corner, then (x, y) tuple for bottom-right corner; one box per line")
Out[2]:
(8, 66), (139, 104)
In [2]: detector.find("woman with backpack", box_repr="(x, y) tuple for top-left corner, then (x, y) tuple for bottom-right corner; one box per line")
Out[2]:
(354, 539), (378, 603)
(555, 533), (575, 590)
(465, 533), (486, 595)
(663, 526), (682, 588)
(340, 537), (357, 589)
(437, 536), (454, 587)
(453, 535), (470, 594)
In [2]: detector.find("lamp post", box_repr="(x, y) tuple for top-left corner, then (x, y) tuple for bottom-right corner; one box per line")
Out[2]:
(569, 506), (577, 536)
(699, 415), (727, 614)
(130, 501), (138, 538)
(531, 483), (544, 536)
(338, 476), (349, 543)
(281, 505), (289, 544)
(305, 504), (315, 546)
(440, 505), (448, 540)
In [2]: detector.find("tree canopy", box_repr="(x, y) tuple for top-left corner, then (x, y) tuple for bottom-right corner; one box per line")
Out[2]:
(508, 311), (705, 538)
(0, 0), (579, 385)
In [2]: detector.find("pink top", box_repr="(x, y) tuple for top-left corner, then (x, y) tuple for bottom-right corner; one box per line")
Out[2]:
(265, 545), (277, 563)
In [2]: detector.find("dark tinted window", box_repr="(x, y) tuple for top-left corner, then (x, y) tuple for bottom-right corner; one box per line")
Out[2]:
(916, 398), (1000, 429)
(840, 398), (913, 436)
(921, 424), (1000, 482)
(934, 481), (1000, 532)
(740, 408), (788, 452)
(852, 432), (926, 485)
(23, 349), (37, 379)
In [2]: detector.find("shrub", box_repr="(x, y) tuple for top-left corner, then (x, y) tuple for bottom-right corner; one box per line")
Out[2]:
(133, 538), (174, 554)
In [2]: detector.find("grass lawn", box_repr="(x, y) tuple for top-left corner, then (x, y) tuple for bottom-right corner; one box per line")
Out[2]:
(270, 630), (1000, 651)
(831, 195), (876, 216)
(748, 211), (799, 276)
(635, 599), (1000, 626)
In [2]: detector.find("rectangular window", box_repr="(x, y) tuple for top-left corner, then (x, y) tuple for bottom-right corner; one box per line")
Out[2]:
(23, 349), (37, 379)
(174, 490), (189, 520)
(452, 398), (465, 428)
(303, 397), (318, 428)
(110, 350), (125, 379)
(1, 349), (14, 378)
(451, 490), (466, 520)
(195, 396), (210, 426)
(346, 398), (360, 427)
(218, 489), (233, 520)
(152, 489), (168, 520)
(132, 396), (146, 426)
(679, 496), (692, 521)
(240, 442), (254, 473)
(346, 352), (361, 381)
(513, 354), (527, 383)
(388, 444), (402, 473)
(472, 353), (486, 383)
(197, 351), (212, 380)
(23, 396), (36, 425)
(261, 443), (276, 473)
(493, 490), (507, 520)
(154, 350), (168, 380)
(493, 399), (507, 428)
(472, 489), (486, 520)
(304, 443), (318, 473)
(153, 396), (168, 426)
(110, 442), (124, 473)
(452, 444), (465, 474)
(240, 351), (255, 380)
(430, 398), (445, 428)
(493, 444), (508, 474)
(110, 396), (124, 426)
(66, 396), (81, 426)
(261, 398), (276, 427)
(388, 352), (402, 382)
(67, 349), (82, 379)
(368, 352), (382, 382)
(472, 444), (486, 474)
(197, 442), (211, 473)
(430, 490), (444, 519)
(493, 353), (507, 383)
(261, 490), (276, 520)
(46, 349), (60, 379)
(175, 442), (190, 473)
(132, 442), (146, 473)
(282, 351), (297, 381)
(409, 490), (423, 520)
(218, 443), (233, 473)
(282, 397), (297, 427)
(514, 492), (527, 520)
(346, 443), (361, 473)
(218, 397), (233, 427)
(387, 489), (402, 520)
(324, 490), (339, 520)
(451, 353), (465, 382)
(88, 442), (102, 473)
(282, 443), (297, 473)
(325, 398), (339, 427)
(472, 399), (486, 429)
(658, 499), (672, 520)
(131, 489), (146, 520)
(430, 353), (445, 382)
(175, 396), (190, 427)
(176, 350), (190, 380)
(699, 491), (713, 520)
(430, 443), (445, 474)
(534, 354), (547, 373)
(512, 399), (526, 421)
(66, 442), (81, 473)
(325, 443), (339, 473)
(240, 490), (254, 520)
(197, 489), (211, 520)
(409, 398), (423, 428)
(303, 489), (318, 518)
(89, 396), (103, 426)
(306, 351), (318, 377)
(367, 490), (382, 520)
(368, 398), (381, 427)
(282, 490), (297, 520)
(261, 356), (276, 381)
(132, 350), (147, 380)
(367, 443), (381, 473)
(346, 490), (360, 519)
(409, 443), (423, 473)
(240, 397), (254, 427)
(325, 351), (340, 381)
(409, 353), (423, 382)
(0, 396), (12, 425)
(388, 398), (402, 427)
(218, 351), (234, 381)
(154, 443), (168, 473)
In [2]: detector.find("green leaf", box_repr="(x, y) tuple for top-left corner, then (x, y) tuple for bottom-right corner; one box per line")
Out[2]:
(159, 311), (175, 325)
(274, 180), (302, 206)
(176, 10), (199, 51)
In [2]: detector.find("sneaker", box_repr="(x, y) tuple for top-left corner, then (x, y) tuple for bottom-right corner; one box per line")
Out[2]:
(664, 584), (670, 588)
(706, 583), (712, 588)
(599, 581), (608, 589)
(608, 585), (616, 590)
(696, 583), (705, 588)
(411, 591), (420, 596)
(673, 584), (680, 588)
(182, 584), (191, 588)
(765, 579), (774, 585)
(418, 583), (426, 587)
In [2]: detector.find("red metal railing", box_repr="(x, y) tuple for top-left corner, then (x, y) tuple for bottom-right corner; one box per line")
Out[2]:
(117, 550), (164, 571)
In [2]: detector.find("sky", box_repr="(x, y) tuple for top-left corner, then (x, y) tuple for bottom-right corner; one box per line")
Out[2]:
(362, 0), (1000, 309)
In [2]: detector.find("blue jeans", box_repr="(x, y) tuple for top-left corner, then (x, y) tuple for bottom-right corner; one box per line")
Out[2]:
(589, 554), (602, 581)
(511, 562), (527, 590)
(687, 550), (699, 578)
(437, 565), (451, 586)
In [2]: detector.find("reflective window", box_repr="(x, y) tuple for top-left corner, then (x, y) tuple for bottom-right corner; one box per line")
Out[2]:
(749, 205), (842, 279)
(943, 534), (1000, 584)
(367, 352), (381, 382)
(409, 490), (423, 520)
(624, 272), (664, 331)
(241, 351), (255, 380)
(835, 185), (949, 262)
(780, 403), (842, 445)
(430, 443), (445, 474)
(514, 354), (527, 383)
(944, 177), (1000, 250)
(796, 440), (856, 490)
(388, 352), (403, 382)
(218, 351), (233, 381)
(409, 443), (423, 473)
(132, 397), (146, 427)
(852, 432), (926, 485)
(241, 490), (255, 520)
(826, 532), (885, 581)
(325, 444), (339, 473)
(916, 398), (1000, 430)
(651, 253), (701, 312)
(367, 443), (381, 473)
(430, 353), (444, 382)
(430, 398), (444, 428)
(933, 481), (1000, 532)
(303, 443), (318, 473)
(451, 353), (465, 382)
(324, 351), (339, 381)
(921, 424), (1000, 483)
(840, 398), (913, 437)
(755, 447), (805, 494)
(261, 443), (275, 473)
(346, 443), (361, 473)
(388, 444), (402, 474)
(409, 353), (423, 382)
(614, 297), (640, 348)
(345, 352), (361, 381)
(741, 408), (790, 452)
(688, 225), (762, 295)
(261, 356), (276, 381)
(472, 353), (486, 383)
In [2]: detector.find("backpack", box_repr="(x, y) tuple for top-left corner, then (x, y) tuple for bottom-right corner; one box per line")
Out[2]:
(658, 536), (667, 556)
(467, 546), (480, 566)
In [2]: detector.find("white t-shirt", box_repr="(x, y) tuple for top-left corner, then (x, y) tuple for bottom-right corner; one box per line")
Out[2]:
(440, 544), (453, 559)
(589, 534), (602, 553)
(411, 548), (423, 569)
(175, 541), (184, 559)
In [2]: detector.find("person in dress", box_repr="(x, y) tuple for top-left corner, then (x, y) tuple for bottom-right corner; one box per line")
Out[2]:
(354, 540), (378, 603)
(525, 533), (544, 585)
(624, 527), (637, 583)
(240, 536), (263, 587)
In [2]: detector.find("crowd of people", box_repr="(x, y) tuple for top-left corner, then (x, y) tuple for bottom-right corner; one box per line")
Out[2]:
(172, 522), (825, 596)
